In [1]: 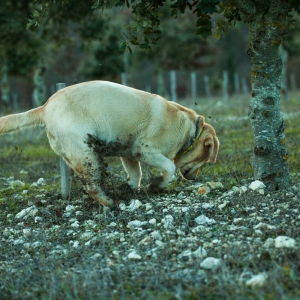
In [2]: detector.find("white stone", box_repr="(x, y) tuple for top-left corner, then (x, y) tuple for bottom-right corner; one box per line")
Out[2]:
(200, 257), (221, 270)
(13, 238), (25, 245)
(162, 215), (174, 229)
(150, 231), (162, 240)
(249, 180), (266, 191)
(202, 203), (214, 209)
(275, 236), (296, 248)
(10, 180), (25, 188)
(193, 247), (207, 259)
(206, 181), (224, 190)
(15, 206), (38, 219)
(155, 240), (165, 247)
(145, 203), (152, 211)
(149, 218), (156, 225)
(127, 199), (143, 212)
(70, 221), (80, 228)
(239, 186), (248, 194)
(246, 273), (267, 287)
(178, 249), (193, 260)
(127, 220), (146, 228)
(218, 201), (229, 209)
(128, 251), (142, 260)
(263, 238), (275, 248)
(65, 205), (77, 212)
(34, 216), (43, 223)
(181, 207), (189, 213)
(72, 241), (80, 248)
(195, 214), (216, 225)
(119, 203), (127, 211)
(258, 189), (265, 195)
(254, 222), (276, 230)
(37, 178), (46, 185)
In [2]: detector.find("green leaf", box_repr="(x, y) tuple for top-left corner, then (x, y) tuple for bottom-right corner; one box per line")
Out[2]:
(33, 10), (40, 17)
(119, 41), (127, 52)
(195, 18), (212, 39)
(197, 0), (220, 15)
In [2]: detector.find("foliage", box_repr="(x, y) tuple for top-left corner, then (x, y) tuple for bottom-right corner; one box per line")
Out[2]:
(0, 0), (40, 77)
(78, 12), (125, 81)
(27, 1), (300, 53)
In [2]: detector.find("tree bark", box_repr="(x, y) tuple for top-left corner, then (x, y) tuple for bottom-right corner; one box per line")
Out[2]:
(1, 62), (9, 106)
(247, 1), (291, 190)
(32, 62), (46, 107)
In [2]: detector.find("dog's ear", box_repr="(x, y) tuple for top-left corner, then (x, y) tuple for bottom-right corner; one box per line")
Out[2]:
(204, 134), (219, 163)
(198, 115), (205, 129)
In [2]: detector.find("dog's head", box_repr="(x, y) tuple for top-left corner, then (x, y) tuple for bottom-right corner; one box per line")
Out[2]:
(174, 122), (219, 180)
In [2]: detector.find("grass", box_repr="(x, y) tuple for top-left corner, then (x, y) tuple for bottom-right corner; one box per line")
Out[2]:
(0, 92), (300, 299)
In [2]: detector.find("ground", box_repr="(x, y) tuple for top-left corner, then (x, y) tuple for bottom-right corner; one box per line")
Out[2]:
(0, 94), (299, 299)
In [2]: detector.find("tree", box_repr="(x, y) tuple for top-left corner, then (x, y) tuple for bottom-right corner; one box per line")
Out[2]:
(0, 0), (40, 107)
(29, 0), (300, 190)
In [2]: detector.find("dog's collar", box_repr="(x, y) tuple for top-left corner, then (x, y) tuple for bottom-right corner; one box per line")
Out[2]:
(174, 117), (203, 159)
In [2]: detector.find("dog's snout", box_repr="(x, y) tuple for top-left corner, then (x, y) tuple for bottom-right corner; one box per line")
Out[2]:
(180, 168), (198, 180)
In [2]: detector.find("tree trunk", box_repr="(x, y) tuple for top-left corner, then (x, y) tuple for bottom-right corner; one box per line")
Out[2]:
(247, 4), (291, 190)
(32, 62), (46, 107)
(1, 62), (9, 107)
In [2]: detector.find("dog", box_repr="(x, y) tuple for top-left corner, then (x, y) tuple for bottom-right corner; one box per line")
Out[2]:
(0, 81), (219, 206)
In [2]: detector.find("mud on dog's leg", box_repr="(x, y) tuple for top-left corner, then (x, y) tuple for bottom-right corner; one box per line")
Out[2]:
(120, 157), (142, 189)
(73, 158), (113, 207)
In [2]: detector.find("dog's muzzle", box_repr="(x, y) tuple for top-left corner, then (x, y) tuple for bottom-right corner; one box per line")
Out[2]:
(180, 167), (199, 180)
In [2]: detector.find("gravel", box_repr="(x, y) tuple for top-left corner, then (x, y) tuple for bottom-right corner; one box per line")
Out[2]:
(0, 172), (300, 298)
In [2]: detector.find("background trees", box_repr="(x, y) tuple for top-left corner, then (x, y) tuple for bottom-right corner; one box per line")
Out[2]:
(2, 0), (300, 189)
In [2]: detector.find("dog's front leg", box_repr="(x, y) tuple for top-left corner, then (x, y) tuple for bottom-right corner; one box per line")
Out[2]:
(138, 153), (176, 190)
(120, 157), (142, 189)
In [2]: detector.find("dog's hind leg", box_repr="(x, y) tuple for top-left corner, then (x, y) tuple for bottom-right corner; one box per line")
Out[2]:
(72, 157), (113, 207)
(120, 157), (142, 189)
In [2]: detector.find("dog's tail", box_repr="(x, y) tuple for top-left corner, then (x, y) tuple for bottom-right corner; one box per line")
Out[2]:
(0, 107), (44, 134)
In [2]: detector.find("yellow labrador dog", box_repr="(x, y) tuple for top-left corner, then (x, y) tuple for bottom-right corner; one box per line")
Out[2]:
(0, 81), (219, 206)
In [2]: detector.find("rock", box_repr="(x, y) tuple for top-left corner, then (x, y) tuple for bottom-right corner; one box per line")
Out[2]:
(34, 216), (43, 223)
(254, 222), (276, 230)
(246, 273), (267, 287)
(258, 189), (265, 195)
(127, 199), (143, 212)
(127, 220), (147, 229)
(202, 203), (214, 209)
(148, 218), (156, 225)
(197, 186), (210, 195)
(65, 205), (77, 212)
(193, 247), (207, 259)
(275, 236), (296, 248)
(249, 180), (265, 191)
(15, 206), (38, 219)
(218, 201), (229, 209)
(200, 257), (221, 270)
(178, 250), (193, 261)
(150, 230), (162, 240)
(263, 238), (275, 248)
(37, 178), (46, 185)
(70, 220), (80, 228)
(206, 182), (224, 190)
(128, 251), (142, 260)
(119, 203), (127, 211)
(10, 180), (25, 188)
(145, 203), (152, 211)
(162, 215), (174, 229)
(195, 214), (216, 225)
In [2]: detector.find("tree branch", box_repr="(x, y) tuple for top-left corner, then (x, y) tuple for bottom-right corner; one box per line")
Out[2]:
(233, 0), (256, 18)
